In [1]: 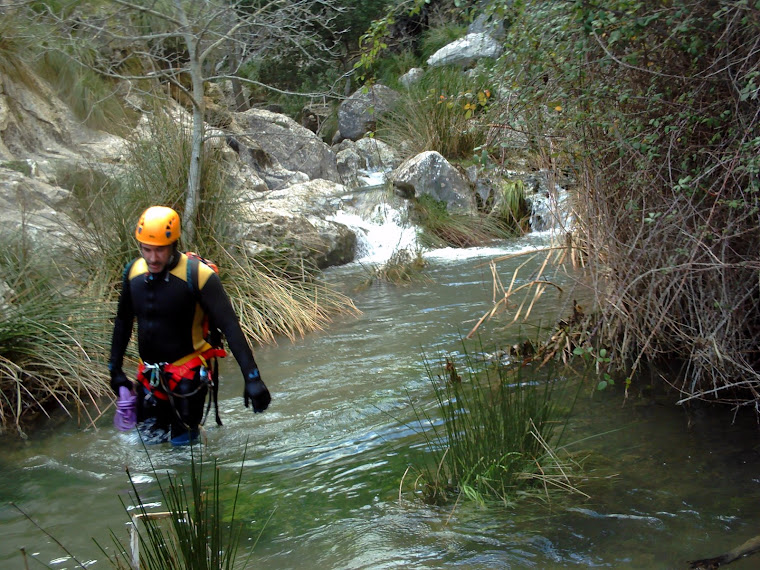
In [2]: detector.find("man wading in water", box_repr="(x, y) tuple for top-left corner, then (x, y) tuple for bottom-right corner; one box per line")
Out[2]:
(108, 206), (271, 445)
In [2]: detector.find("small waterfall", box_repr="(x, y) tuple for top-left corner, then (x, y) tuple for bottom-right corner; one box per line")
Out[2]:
(523, 171), (573, 233)
(329, 203), (420, 264)
(356, 168), (386, 188)
(330, 168), (573, 266)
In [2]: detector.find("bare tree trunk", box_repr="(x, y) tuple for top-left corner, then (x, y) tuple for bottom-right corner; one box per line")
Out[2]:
(174, 0), (206, 245)
(229, 40), (248, 112)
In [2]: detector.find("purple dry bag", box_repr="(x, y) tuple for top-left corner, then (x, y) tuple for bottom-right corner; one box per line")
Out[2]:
(114, 386), (137, 431)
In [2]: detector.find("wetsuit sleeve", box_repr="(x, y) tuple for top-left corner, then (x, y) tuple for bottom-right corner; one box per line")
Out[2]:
(109, 263), (135, 371)
(198, 272), (259, 377)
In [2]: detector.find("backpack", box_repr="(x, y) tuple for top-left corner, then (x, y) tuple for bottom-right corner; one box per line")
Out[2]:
(185, 251), (223, 348)
(185, 251), (225, 426)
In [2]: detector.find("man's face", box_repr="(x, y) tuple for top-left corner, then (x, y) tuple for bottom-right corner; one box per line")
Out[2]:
(139, 243), (173, 274)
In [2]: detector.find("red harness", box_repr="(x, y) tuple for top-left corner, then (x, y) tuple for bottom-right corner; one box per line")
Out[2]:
(137, 347), (227, 400)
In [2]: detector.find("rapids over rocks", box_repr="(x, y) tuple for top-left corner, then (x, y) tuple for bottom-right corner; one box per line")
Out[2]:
(1, 199), (760, 570)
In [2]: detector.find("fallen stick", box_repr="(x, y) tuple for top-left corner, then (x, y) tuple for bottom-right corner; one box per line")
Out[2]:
(689, 533), (760, 569)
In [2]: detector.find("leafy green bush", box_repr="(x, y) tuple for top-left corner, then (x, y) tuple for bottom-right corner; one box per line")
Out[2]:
(490, 0), (760, 406)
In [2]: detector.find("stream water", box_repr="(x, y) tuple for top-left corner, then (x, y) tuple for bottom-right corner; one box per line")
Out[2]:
(1, 210), (760, 569)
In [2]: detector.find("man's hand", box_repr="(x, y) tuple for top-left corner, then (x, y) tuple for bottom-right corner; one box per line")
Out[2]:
(244, 369), (271, 413)
(109, 368), (132, 396)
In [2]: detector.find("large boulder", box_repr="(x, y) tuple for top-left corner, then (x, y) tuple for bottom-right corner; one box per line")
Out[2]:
(337, 85), (400, 142)
(335, 147), (362, 189)
(234, 108), (340, 184)
(389, 151), (476, 214)
(0, 165), (81, 252)
(427, 32), (503, 68)
(238, 179), (357, 269)
(353, 137), (401, 171)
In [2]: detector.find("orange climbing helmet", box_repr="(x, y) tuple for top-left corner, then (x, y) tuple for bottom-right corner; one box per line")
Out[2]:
(135, 206), (181, 246)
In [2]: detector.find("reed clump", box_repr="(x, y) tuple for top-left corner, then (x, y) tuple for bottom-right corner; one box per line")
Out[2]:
(407, 346), (584, 507)
(0, 233), (112, 435)
(97, 446), (257, 570)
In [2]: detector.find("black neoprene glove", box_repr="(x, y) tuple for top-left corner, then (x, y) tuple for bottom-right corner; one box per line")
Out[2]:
(244, 369), (271, 413)
(109, 365), (132, 396)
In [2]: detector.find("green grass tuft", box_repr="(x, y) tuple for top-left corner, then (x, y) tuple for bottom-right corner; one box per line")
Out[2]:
(407, 344), (583, 506)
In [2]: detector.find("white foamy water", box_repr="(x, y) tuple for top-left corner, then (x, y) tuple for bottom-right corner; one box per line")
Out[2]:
(330, 201), (561, 266)
(357, 169), (386, 187)
(329, 204), (420, 264)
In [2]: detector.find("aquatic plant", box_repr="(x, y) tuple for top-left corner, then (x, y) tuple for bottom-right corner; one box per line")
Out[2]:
(362, 247), (428, 287)
(407, 346), (583, 506)
(97, 444), (261, 570)
(411, 194), (517, 250)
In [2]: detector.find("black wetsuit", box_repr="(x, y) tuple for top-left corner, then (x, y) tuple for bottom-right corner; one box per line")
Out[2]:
(109, 252), (259, 441)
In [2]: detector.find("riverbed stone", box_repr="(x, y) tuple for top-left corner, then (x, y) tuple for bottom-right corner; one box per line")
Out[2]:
(389, 151), (476, 214)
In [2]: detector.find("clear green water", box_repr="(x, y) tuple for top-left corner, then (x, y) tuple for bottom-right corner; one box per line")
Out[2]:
(2, 236), (760, 569)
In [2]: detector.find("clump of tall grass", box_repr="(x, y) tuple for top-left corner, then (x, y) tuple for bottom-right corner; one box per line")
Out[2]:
(407, 347), (583, 506)
(0, 232), (112, 435)
(377, 66), (493, 160)
(35, 50), (137, 136)
(15, 444), (261, 569)
(489, 179), (531, 235)
(0, 9), (33, 81)
(222, 247), (359, 345)
(418, 23), (468, 62)
(97, 445), (257, 569)
(411, 194), (516, 249)
(361, 247), (428, 287)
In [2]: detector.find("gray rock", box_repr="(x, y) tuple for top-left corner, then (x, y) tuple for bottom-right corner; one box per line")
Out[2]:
(399, 67), (424, 88)
(389, 151), (475, 214)
(336, 147), (361, 189)
(235, 108), (340, 183)
(338, 85), (400, 141)
(354, 138), (401, 171)
(427, 32), (503, 68)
